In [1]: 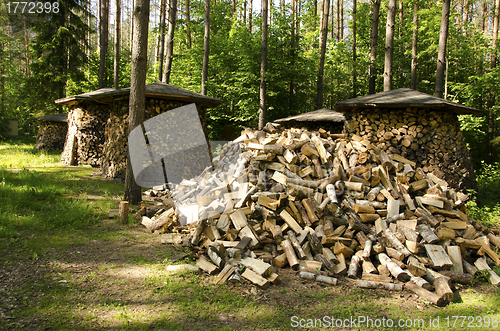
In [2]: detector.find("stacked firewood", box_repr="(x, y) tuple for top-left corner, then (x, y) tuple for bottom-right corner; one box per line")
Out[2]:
(141, 123), (500, 307)
(61, 104), (110, 167)
(343, 108), (476, 191)
(35, 121), (68, 151)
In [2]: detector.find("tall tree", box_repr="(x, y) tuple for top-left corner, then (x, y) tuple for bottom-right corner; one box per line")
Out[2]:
(201, 0), (210, 95)
(124, 0), (150, 204)
(369, 0), (380, 94)
(99, 0), (110, 88)
(259, 0), (268, 129)
(186, 0), (192, 48)
(317, 0), (330, 108)
(487, 0), (500, 162)
(158, 0), (167, 80)
(384, 0), (396, 91)
(114, 0), (121, 89)
(352, 0), (357, 98)
(163, 0), (177, 83)
(410, 1), (418, 90)
(435, 0), (450, 98)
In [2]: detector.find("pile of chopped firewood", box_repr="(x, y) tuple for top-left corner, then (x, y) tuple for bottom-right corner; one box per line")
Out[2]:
(140, 123), (500, 307)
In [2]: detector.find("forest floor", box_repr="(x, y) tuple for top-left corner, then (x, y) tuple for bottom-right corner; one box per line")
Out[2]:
(1, 140), (500, 330)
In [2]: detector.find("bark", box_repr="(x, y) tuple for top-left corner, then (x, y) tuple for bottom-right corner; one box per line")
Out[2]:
(352, 0), (357, 98)
(289, 0), (297, 111)
(249, 0), (253, 32)
(163, 0), (178, 83)
(368, 0), (380, 95)
(243, 0), (247, 25)
(114, 0), (121, 89)
(124, 0), (150, 204)
(435, 0), (450, 99)
(317, 0), (330, 109)
(482, 1), (488, 34)
(488, 0), (500, 163)
(383, 0), (396, 91)
(158, 0), (166, 80)
(186, 0), (192, 48)
(99, 0), (110, 89)
(410, 2), (418, 90)
(337, 0), (340, 42)
(258, 0), (268, 129)
(201, 0), (210, 95)
(340, 0), (344, 40)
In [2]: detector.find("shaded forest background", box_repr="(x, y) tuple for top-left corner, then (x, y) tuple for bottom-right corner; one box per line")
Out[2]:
(0, 0), (499, 170)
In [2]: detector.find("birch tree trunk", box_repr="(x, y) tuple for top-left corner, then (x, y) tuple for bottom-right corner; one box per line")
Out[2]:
(435, 0), (450, 98)
(124, 0), (150, 204)
(383, 0), (396, 91)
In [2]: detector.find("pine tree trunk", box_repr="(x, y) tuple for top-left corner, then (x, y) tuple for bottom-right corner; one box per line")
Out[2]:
(337, 0), (340, 42)
(158, 0), (166, 80)
(201, 0), (210, 95)
(114, 0), (121, 89)
(488, 0), (500, 163)
(289, 0), (297, 111)
(124, 0), (150, 204)
(352, 0), (357, 98)
(163, 0), (177, 83)
(130, 0), (135, 52)
(435, 0), (450, 98)
(249, 0), (253, 32)
(243, 0), (247, 25)
(186, 0), (192, 48)
(259, 0), (268, 129)
(410, 2), (418, 90)
(368, 0), (380, 94)
(99, 0), (110, 89)
(383, 0), (396, 91)
(317, 0), (330, 109)
(340, 0), (344, 40)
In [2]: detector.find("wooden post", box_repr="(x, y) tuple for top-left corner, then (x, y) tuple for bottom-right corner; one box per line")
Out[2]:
(119, 201), (129, 224)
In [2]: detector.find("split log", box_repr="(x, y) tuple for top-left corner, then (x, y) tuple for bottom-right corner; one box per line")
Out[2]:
(405, 280), (447, 307)
(377, 253), (411, 282)
(281, 239), (300, 270)
(357, 280), (403, 291)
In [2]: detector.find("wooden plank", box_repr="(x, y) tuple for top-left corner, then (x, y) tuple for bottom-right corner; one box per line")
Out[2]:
(424, 244), (453, 269)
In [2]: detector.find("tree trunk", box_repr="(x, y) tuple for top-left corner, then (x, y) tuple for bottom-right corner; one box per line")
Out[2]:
(340, 0), (344, 40)
(124, 0), (150, 204)
(410, 2), (418, 90)
(482, 1), (488, 34)
(249, 0), (253, 32)
(158, 0), (167, 80)
(337, 0), (340, 42)
(186, 0), (192, 48)
(201, 0), (210, 95)
(352, 0), (357, 98)
(435, 0), (450, 98)
(114, 0), (121, 89)
(383, 0), (396, 91)
(99, 0), (110, 88)
(368, 0), (380, 95)
(259, 0), (268, 129)
(163, 0), (177, 83)
(317, 0), (330, 109)
(243, 0), (247, 25)
(488, 0), (500, 163)
(289, 0), (297, 111)
(130, 0), (135, 52)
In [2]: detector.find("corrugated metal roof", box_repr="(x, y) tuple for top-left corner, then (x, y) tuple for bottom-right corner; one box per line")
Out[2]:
(334, 88), (480, 115)
(54, 82), (223, 108)
(35, 113), (68, 123)
(275, 108), (345, 123)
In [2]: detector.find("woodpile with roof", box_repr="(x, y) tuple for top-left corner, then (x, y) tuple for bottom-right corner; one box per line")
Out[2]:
(55, 82), (223, 180)
(274, 108), (345, 134)
(334, 88), (478, 191)
(34, 113), (68, 151)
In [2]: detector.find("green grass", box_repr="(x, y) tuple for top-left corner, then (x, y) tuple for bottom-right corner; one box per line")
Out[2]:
(0, 138), (124, 238)
(467, 162), (500, 227)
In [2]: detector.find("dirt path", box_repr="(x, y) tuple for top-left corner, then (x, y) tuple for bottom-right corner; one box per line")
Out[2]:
(1, 220), (499, 330)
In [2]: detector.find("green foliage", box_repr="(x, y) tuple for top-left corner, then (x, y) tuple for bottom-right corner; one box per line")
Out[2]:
(467, 162), (500, 226)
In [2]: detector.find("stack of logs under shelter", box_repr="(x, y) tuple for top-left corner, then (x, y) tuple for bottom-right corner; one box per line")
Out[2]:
(100, 98), (197, 180)
(143, 124), (500, 307)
